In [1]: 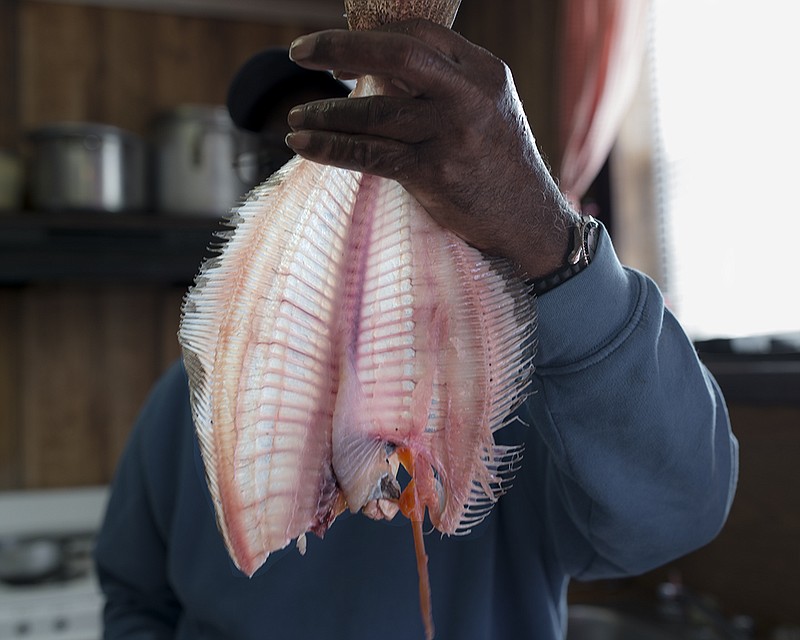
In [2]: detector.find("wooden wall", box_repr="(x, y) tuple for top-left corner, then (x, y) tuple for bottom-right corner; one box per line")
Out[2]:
(0, 0), (19, 149)
(12, 3), (342, 136)
(1, 0), (798, 633)
(0, 0), (564, 157)
(0, 285), (185, 488)
(457, 0), (562, 169)
(0, 0), (561, 491)
(0, 1), (341, 490)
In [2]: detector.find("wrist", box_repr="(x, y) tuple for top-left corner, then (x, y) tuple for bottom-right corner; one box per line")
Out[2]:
(526, 215), (599, 295)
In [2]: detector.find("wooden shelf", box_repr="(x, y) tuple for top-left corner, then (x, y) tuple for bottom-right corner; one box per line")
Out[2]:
(0, 211), (222, 284)
(3, 210), (797, 405)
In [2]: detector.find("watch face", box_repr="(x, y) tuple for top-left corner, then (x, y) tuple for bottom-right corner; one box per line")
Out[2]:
(584, 217), (600, 263)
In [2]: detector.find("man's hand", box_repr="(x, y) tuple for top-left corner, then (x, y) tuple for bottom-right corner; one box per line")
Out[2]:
(286, 19), (578, 279)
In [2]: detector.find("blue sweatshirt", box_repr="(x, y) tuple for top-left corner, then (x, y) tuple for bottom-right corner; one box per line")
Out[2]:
(93, 228), (738, 639)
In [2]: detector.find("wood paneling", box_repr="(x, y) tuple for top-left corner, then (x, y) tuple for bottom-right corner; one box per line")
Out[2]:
(0, 1), (345, 491)
(31, 0), (347, 25)
(20, 286), (107, 487)
(0, 289), (23, 488)
(455, 0), (561, 169)
(0, 0), (19, 149)
(9, 1), (561, 158)
(9, 284), (184, 488)
(16, 1), (340, 135)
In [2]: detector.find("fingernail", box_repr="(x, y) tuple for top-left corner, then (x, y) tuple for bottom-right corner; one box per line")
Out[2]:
(285, 131), (310, 151)
(289, 36), (314, 61)
(287, 106), (304, 129)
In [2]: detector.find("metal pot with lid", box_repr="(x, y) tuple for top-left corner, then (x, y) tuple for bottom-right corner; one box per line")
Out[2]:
(0, 537), (63, 585)
(28, 122), (147, 213)
(152, 105), (260, 217)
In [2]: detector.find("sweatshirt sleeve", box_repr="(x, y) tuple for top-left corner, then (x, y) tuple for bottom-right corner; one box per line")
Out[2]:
(523, 226), (739, 580)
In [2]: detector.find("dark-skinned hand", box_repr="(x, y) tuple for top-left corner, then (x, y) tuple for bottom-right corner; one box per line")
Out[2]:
(286, 19), (579, 280)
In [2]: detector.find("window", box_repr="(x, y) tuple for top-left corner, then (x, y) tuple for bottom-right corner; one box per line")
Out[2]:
(612, 1), (800, 341)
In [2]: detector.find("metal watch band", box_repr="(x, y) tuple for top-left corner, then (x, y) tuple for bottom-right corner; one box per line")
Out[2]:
(528, 215), (599, 295)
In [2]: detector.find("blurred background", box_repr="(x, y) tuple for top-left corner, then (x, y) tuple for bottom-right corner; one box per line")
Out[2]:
(0, 1), (797, 638)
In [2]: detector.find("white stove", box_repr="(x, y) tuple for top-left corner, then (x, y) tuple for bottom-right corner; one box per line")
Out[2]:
(0, 575), (102, 640)
(0, 487), (109, 640)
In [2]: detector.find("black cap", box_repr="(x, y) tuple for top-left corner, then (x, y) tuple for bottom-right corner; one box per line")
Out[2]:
(227, 47), (351, 132)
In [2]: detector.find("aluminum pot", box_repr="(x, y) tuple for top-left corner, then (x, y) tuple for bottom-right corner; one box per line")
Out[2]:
(152, 105), (260, 217)
(0, 537), (63, 584)
(28, 122), (147, 213)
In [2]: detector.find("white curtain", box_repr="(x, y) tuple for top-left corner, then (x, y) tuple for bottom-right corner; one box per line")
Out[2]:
(643, 0), (800, 339)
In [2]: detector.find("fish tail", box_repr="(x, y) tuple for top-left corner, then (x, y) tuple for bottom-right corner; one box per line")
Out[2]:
(411, 517), (435, 640)
(398, 448), (435, 640)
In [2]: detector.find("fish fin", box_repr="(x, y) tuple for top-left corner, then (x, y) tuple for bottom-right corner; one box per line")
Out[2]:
(441, 254), (534, 535)
(331, 349), (398, 512)
(410, 227), (535, 535)
(296, 533), (307, 556)
(454, 444), (524, 535)
(397, 448), (435, 640)
(411, 516), (435, 640)
(474, 255), (537, 433)
(179, 158), (360, 575)
(179, 164), (301, 567)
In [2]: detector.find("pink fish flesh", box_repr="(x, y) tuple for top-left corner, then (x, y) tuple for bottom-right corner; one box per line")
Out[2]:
(178, 1), (535, 637)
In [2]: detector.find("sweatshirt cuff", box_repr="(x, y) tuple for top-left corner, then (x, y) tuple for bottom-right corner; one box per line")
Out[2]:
(534, 225), (647, 369)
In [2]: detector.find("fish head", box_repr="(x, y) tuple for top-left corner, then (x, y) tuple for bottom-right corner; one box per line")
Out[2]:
(361, 462), (402, 521)
(344, 0), (462, 30)
(331, 418), (405, 518)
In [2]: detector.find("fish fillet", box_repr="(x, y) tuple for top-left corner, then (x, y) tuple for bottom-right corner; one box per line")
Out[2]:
(178, 0), (535, 637)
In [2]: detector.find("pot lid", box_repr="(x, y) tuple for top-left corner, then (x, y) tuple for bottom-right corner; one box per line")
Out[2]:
(152, 104), (235, 130)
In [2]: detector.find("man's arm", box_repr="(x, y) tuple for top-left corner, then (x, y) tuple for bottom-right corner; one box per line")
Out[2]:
(526, 229), (738, 579)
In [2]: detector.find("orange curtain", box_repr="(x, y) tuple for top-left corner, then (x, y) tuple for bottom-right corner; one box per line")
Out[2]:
(557, 0), (650, 204)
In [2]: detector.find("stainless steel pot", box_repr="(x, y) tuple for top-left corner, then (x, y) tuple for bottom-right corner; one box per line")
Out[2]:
(152, 105), (260, 217)
(0, 537), (63, 584)
(28, 122), (147, 213)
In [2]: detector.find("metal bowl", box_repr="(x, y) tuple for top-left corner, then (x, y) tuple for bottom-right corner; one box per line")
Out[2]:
(0, 537), (63, 584)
